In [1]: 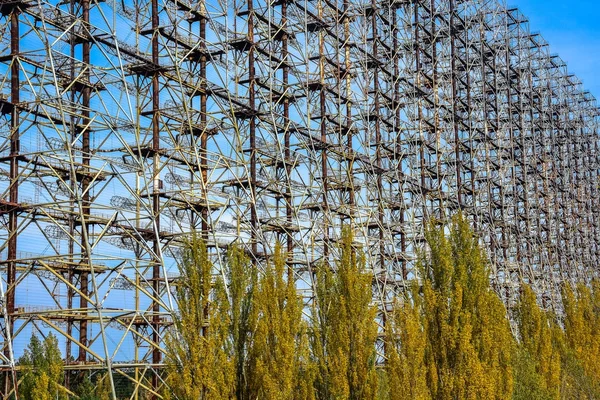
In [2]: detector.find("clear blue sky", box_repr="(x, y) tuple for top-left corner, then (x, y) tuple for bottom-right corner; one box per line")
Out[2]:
(513, 0), (600, 98)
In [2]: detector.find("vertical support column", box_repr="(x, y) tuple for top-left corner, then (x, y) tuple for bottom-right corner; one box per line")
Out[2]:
(282, 0), (293, 262)
(150, 0), (161, 394)
(6, 0), (19, 340)
(66, 0), (76, 375)
(200, 2), (209, 240)
(414, 3), (427, 219)
(343, 0), (354, 213)
(5, 4), (20, 396)
(371, 0), (383, 278)
(514, 29), (532, 269)
(318, 2), (329, 257)
(248, 0), (257, 257)
(463, 12), (476, 228)
(449, 0), (462, 208)
(427, 0), (437, 217)
(78, 0), (91, 364)
(527, 32), (543, 273)
(392, 5), (407, 280)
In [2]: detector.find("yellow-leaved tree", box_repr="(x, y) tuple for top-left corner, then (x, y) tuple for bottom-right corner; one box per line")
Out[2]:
(164, 234), (235, 399)
(560, 281), (600, 399)
(385, 283), (430, 400)
(513, 283), (561, 400)
(311, 227), (378, 400)
(226, 243), (258, 400)
(413, 215), (513, 399)
(247, 243), (315, 400)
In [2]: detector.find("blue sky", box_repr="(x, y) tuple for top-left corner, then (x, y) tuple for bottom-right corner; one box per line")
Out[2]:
(513, 0), (600, 98)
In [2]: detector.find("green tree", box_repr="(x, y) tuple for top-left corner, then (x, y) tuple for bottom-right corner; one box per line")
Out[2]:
(247, 243), (315, 399)
(164, 234), (235, 399)
(412, 215), (513, 399)
(76, 372), (112, 400)
(513, 283), (561, 400)
(75, 374), (95, 400)
(19, 333), (66, 400)
(311, 227), (378, 399)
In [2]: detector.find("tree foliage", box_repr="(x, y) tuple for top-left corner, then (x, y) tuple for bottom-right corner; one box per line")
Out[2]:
(397, 215), (514, 399)
(224, 243), (257, 400)
(19, 333), (66, 400)
(499, 278), (600, 400)
(311, 227), (378, 400)
(385, 284), (430, 400)
(560, 281), (600, 399)
(76, 373), (113, 400)
(162, 222), (600, 400)
(247, 243), (314, 399)
(165, 237), (315, 400)
(164, 234), (235, 399)
(513, 283), (561, 400)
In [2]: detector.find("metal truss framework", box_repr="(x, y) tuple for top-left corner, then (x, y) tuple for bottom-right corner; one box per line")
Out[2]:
(0, 0), (599, 396)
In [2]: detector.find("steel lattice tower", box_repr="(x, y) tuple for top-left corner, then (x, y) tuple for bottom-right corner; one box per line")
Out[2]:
(0, 0), (599, 396)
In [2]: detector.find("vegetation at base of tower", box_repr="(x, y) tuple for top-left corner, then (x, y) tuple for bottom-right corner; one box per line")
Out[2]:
(224, 243), (258, 400)
(17, 335), (126, 399)
(505, 280), (600, 400)
(513, 283), (561, 400)
(19, 333), (66, 400)
(163, 238), (312, 399)
(163, 233), (235, 399)
(163, 230), (376, 399)
(159, 219), (600, 400)
(13, 224), (599, 400)
(75, 373), (113, 400)
(12, 223), (599, 400)
(385, 215), (514, 400)
(8, 222), (600, 400)
(311, 227), (379, 400)
(560, 281), (600, 399)
(384, 283), (430, 400)
(247, 242), (314, 399)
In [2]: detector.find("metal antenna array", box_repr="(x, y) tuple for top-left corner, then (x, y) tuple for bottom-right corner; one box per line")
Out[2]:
(1, 0), (599, 396)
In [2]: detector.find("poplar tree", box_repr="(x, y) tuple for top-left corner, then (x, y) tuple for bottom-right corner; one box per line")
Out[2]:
(226, 243), (258, 400)
(19, 333), (66, 400)
(164, 234), (235, 399)
(513, 283), (561, 400)
(385, 284), (430, 400)
(560, 281), (600, 399)
(247, 243), (315, 400)
(311, 227), (378, 400)
(416, 215), (513, 399)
